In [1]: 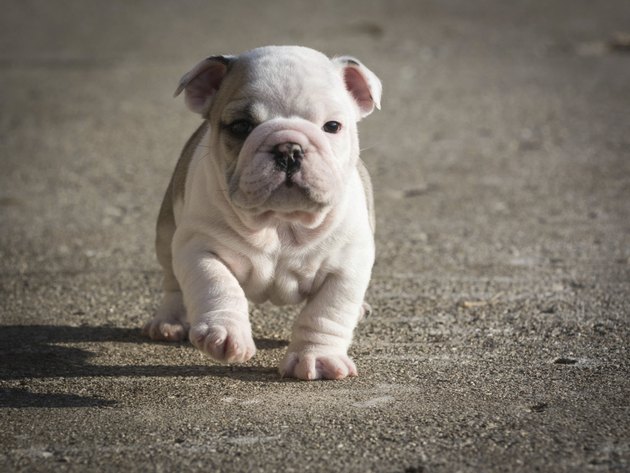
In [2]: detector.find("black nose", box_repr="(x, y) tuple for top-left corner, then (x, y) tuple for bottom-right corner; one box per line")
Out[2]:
(272, 142), (303, 175)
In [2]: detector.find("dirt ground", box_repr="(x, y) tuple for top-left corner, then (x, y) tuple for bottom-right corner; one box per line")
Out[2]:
(1, 1), (629, 472)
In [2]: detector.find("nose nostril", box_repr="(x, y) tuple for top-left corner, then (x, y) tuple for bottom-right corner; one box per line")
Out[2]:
(272, 142), (304, 175)
(274, 153), (288, 171)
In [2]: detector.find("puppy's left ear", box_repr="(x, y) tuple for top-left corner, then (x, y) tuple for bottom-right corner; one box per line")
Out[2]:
(174, 55), (236, 115)
(333, 56), (382, 119)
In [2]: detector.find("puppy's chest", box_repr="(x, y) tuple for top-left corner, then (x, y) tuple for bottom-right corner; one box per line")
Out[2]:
(239, 248), (327, 306)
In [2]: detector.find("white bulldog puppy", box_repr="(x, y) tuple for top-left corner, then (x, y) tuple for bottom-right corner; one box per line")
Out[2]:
(143, 46), (381, 380)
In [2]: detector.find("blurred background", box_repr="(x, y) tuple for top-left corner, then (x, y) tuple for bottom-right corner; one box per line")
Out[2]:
(2, 1), (629, 288)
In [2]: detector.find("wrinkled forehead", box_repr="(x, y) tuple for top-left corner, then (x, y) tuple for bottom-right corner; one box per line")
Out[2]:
(213, 49), (349, 122)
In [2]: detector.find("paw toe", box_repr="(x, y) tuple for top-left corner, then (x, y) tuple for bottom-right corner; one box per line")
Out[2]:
(142, 319), (188, 342)
(191, 323), (256, 364)
(280, 352), (357, 381)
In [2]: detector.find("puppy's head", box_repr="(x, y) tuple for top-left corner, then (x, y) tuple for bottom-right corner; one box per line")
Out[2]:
(175, 46), (381, 225)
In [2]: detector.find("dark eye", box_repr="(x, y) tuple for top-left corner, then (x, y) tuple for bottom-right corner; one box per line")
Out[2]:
(227, 119), (254, 138)
(323, 121), (342, 134)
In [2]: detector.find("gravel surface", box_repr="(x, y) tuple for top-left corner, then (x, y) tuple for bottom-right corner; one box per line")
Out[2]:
(1, 1), (629, 472)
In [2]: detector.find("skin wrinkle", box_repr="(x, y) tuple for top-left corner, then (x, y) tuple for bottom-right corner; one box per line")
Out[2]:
(294, 316), (354, 341)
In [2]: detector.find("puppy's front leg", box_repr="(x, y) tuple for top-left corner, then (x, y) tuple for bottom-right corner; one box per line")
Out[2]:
(279, 264), (372, 380)
(173, 237), (255, 364)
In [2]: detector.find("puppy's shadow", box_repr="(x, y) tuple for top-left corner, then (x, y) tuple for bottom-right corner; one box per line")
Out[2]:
(0, 324), (288, 385)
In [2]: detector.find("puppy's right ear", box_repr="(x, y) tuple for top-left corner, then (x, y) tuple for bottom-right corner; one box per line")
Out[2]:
(174, 55), (235, 115)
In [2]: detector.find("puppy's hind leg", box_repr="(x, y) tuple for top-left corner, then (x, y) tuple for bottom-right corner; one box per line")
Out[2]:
(143, 290), (188, 341)
(142, 182), (189, 342)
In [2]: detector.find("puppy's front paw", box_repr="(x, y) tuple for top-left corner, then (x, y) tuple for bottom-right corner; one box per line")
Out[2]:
(190, 320), (256, 364)
(279, 351), (358, 381)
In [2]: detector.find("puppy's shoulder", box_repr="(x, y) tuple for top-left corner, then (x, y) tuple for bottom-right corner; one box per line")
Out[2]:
(171, 120), (209, 203)
(357, 159), (375, 234)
